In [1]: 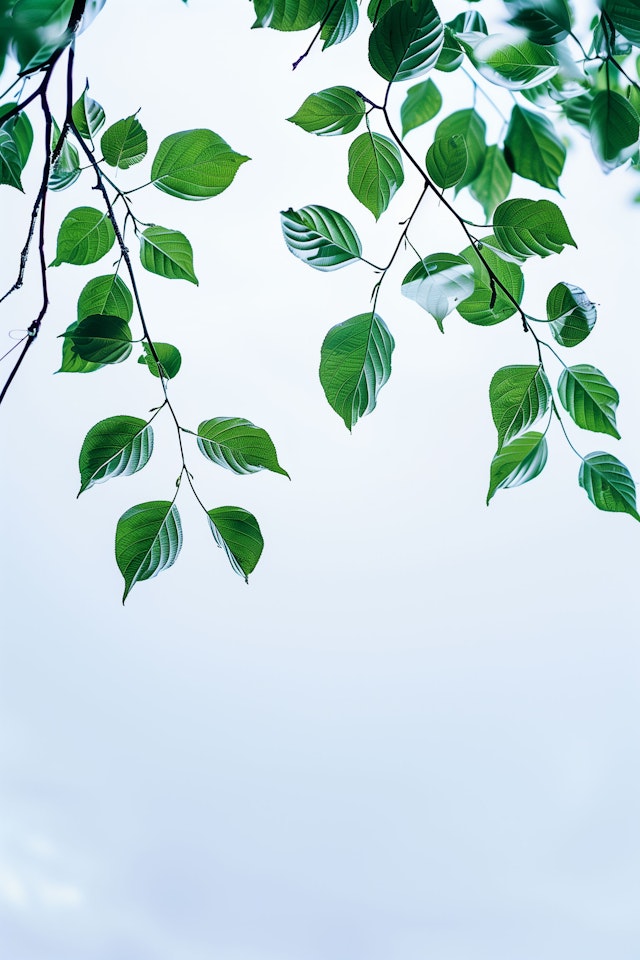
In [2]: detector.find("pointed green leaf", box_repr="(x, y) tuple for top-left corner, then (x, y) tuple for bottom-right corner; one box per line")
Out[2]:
(506, 0), (571, 45)
(601, 0), (640, 46)
(207, 506), (264, 582)
(0, 127), (25, 190)
(51, 206), (115, 266)
(0, 104), (33, 189)
(49, 120), (80, 191)
(546, 282), (596, 347)
(400, 78), (442, 136)
(280, 204), (362, 271)
(251, 0), (330, 31)
(426, 133), (467, 188)
(101, 115), (147, 169)
(589, 90), (640, 172)
(401, 253), (474, 329)
(434, 25), (463, 72)
(558, 365), (620, 439)
(321, 0), (359, 48)
(139, 226), (198, 284)
(197, 417), (289, 478)
(348, 131), (404, 219)
(469, 145), (512, 220)
(71, 82), (105, 140)
(77, 273), (133, 322)
(138, 342), (182, 379)
(473, 35), (559, 89)
(434, 108), (486, 188)
(457, 237), (524, 325)
(57, 320), (105, 374)
(79, 415), (154, 494)
(504, 104), (566, 189)
(368, 0), (444, 83)
(287, 86), (365, 136)
(487, 431), (548, 504)
(320, 312), (394, 430)
(579, 452), (639, 521)
(151, 128), (249, 200)
(489, 364), (551, 449)
(116, 501), (183, 603)
(62, 314), (132, 364)
(493, 198), (576, 260)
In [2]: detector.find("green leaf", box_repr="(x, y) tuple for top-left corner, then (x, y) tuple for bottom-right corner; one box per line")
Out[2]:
(487, 431), (548, 504)
(489, 364), (551, 450)
(0, 104), (33, 189)
(579, 452), (639, 521)
(57, 320), (105, 374)
(139, 226), (198, 284)
(197, 417), (289, 478)
(151, 128), (249, 200)
(506, 0), (571, 45)
(49, 126), (80, 191)
(546, 282), (596, 347)
(558, 365), (621, 439)
(251, 0), (330, 31)
(116, 501), (183, 603)
(62, 314), (132, 364)
(401, 253), (474, 329)
(368, 0), (444, 83)
(469, 145), (512, 219)
(433, 108), (486, 189)
(601, 0), (640, 46)
(473, 35), (559, 89)
(589, 90), (640, 172)
(71, 82), (105, 140)
(347, 130), (404, 219)
(319, 312), (394, 430)
(493, 198), (576, 260)
(280, 204), (362, 271)
(101, 115), (147, 169)
(0, 127), (24, 190)
(321, 0), (358, 48)
(138, 342), (182, 379)
(287, 86), (365, 136)
(51, 206), (115, 266)
(425, 133), (467, 188)
(503, 105), (565, 190)
(207, 506), (264, 582)
(77, 273), (133, 322)
(435, 26), (463, 72)
(400, 78), (442, 136)
(78, 415), (154, 494)
(457, 237), (524, 325)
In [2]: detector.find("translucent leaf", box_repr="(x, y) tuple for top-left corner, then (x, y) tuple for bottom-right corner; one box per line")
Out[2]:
(321, 0), (358, 48)
(489, 364), (551, 449)
(368, 0), (444, 83)
(207, 506), (264, 582)
(251, 0), (330, 31)
(287, 86), (365, 136)
(51, 206), (115, 266)
(151, 129), (249, 200)
(139, 226), (198, 284)
(434, 109), (486, 189)
(49, 132), (80, 191)
(116, 501), (183, 603)
(347, 131), (404, 219)
(559, 365), (620, 439)
(473, 35), (559, 89)
(487, 431), (548, 504)
(196, 417), (290, 478)
(589, 90), (640, 172)
(425, 133), (467, 188)
(493, 198), (576, 259)
(281, 204), (362, 270)
(504, 104), (566, 189)
(78, 415), (154, 494)
(319, 312), (394, 430)
(579, 452), (639, 521)
(101, 115), (147, 169)
(62, 314), (132, 364)
(546, 282), (596, 347)
(77, 273), (133, 322)
(469, 145), (512, 219)
(401, 253), (474, 329)
(400, 78), (442, 136)
(71, 82), (105, 140)
(457, 237), (524, 325)
(138, 342), (182, 379)
(57, 320), (105, 374)
(506, 0), (571, 45)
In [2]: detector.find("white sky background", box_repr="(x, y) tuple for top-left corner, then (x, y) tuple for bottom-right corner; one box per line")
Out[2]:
(1, 0), (640, 956)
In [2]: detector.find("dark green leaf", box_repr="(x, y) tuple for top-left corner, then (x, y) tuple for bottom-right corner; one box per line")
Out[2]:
(601, 0), (640, 46)
(197, 417), (289, 477)
(426, 133), (467, 188)
(77, 273), (133, 322)
(151, 128), (249, 200)
(546, 282), (596, 347)
(101, 115), (147, 169)
(401, 253), (474, 329)
(435, 26), (463, 72)
(116, 501), (183, 603)
(62, 314), (132, 364)
(469, 144), (512, 219)
(71, 82), (105, 140)
(559, 365), (620, 439)
(288, 86), (365, 136)
(251, 0), (330, 31)
(400, 77), (442, 136)
(493, 198), (576, 259)
(579, 452), (639, 520)
(319, 312), (394, 430)
(457, 237), (524, 325)
(489, 364), (551, 449)
(487, 431), (548, 504)
(280, 204), (362, 270)
(506, 0), (571, 45)
(51, 206), (115, 266)
(207, 506), (264, 582)
(433, 108), (486, 188)
(504, 104), (566, 189)
(78, 415), (154, 494)
(138, 342), (182, 379)
(57, 320), (105, 374)
(368, 0), (444, 83)
(321, 0), (358, 48)
(0, 127), (24, 189)
(589, 90), (640, 172)
(139, 226), (198, 284)
(348, 130), (404, 219)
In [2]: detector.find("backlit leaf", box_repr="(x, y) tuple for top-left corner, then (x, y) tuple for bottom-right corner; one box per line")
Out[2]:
(579, 452), (639, 520)
(347, 130), (404, 219)
(559, 365), (620, 439)
(62, 314), (132, 364)
(589, 90), (640, 172)
(321, 0), (358, 48)
(207, 506), (264, 582)
(197, 417), (289, 477)
(152, 129), (249, 200)
(51, 206), (115, 266)
(288, 86), (365, 136)
(368, 0), (444, 83)
(77, 273), (133, 322)
(71, 82), (105, 140)
(487, 431), (548, 504)
(281, 204), (362, 270)
(493, 198), (576, 259)
(101, 115), (147, 169)
(546, 282), (596, 347)
(78, 415), (154, 494)
(401, 253), (474, 329)
(116, 501), (183, 603)
(469, 144), (512, 219)
(504, 104), (566, 189)
(473, 35), (559, 89)
(457, 237), (524, 325)
(139, 226), (198, 284)
(138, 342), (182, 379)
(426, 133), (467, 188)
(400, 77), (442, 136)
(489, 364), (551, 449)
(434, 108), (486, 188)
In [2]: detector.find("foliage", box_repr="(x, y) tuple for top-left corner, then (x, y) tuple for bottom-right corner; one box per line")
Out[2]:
(1, 0), (640, 600)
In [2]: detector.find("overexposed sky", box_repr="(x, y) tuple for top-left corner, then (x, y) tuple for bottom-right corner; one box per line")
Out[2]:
(1, 2), (640, 957)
